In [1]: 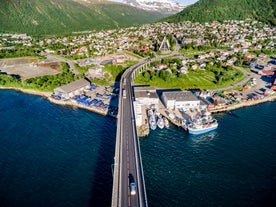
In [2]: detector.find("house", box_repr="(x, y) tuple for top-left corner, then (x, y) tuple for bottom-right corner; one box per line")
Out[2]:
(271, 78), (276, 91)
(258, 70), (275, 76)
(115, 58), (124, 64)
(54, 78), (90, 99)
(191, 64), (199, 70)
(161, 91), (200, 110)
(155, 64), (167, 70)
(179, 66), (188, 74)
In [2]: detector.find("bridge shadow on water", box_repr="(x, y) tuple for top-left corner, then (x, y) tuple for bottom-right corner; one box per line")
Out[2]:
(88, 116), (116, 207)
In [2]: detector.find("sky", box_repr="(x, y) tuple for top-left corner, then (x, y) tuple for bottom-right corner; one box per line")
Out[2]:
(175, 0), (198, 5)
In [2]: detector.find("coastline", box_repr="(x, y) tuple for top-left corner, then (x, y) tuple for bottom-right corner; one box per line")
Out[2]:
(0, 86), (52, 98)
(210, 95), (276, 113)
(1, 86), (276, 118)
(0, 86), (109, 117)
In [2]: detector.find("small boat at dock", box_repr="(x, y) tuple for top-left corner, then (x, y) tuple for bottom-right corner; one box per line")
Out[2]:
(149, 115), (157, 130)
(163, 117), (169, 128)
(157, 116), (164, 129)
(181, 119), (188, 130)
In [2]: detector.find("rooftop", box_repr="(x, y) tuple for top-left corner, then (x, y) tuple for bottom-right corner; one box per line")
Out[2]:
(162, 91), (198, 102)
(55, 78), (90, 93)
(134, 86), (158, 99)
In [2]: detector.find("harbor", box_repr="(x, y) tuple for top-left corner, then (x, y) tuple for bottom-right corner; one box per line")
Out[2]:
(136, 100), (219, 137)
(134, 88), (220, 137)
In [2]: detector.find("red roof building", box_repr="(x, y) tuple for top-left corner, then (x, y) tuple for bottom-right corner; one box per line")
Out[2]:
(258, 70), (275, 76)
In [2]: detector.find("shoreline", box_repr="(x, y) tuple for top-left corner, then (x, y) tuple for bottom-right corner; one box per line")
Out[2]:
(1, 86), (276, 117)
(0, 86), (110, 117)
(0, 86), (52, 98)
(210, 95), (276, 113)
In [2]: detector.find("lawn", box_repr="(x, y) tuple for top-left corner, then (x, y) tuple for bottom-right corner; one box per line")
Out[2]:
(134, 68), (245, 90)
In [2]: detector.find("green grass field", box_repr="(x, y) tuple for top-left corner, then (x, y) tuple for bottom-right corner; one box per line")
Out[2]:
(134, 68), (245, 90)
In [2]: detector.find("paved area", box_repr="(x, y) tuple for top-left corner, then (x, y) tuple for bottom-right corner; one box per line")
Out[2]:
(212, 65), (274, 99)
(0, 57), (60, 79)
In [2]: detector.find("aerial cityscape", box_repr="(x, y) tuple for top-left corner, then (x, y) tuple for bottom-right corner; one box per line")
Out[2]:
(0, 0), (275, 207)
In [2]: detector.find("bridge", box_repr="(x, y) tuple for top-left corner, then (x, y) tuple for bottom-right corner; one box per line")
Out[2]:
(111, 55), (183, 207)
(111, 60), (149, 207)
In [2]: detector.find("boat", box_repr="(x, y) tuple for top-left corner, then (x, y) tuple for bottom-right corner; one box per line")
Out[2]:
(149, 115), (157, 130)
(163, 117), (169, 128)
(181, 119), (188, 131)
(187, 115), (218, 135)
(147, 109), (153, 117)
(157, 116), (164, 129)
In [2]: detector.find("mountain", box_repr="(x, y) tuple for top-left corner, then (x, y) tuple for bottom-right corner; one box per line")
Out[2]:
(119, 0), (185, 14)
(163, 0), (276, 26)
(0, 0), (165, 36)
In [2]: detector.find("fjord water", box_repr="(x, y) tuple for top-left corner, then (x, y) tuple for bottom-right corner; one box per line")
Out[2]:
(0, 90), (116, 207)
(0, 90), (275, 207)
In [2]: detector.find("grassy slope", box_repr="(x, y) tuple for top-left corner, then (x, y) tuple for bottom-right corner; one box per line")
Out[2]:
(163, 0), (276, 25)
(0, 0), (164, 36)
(135, 69), (245, 90)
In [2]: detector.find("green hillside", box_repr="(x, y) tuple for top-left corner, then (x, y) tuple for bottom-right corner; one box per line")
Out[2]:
(0, 0), (165, 36)
(163, 0), (276, 25)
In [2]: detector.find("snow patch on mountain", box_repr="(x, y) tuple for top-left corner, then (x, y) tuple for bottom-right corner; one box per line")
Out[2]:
(118, 0), (185, 14)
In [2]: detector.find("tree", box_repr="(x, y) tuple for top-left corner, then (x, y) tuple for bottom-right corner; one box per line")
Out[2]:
(143, 71), (150, 81)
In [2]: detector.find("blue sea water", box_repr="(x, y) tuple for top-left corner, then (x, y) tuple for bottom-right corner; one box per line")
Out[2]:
(140, 103), (276, 207)
(0, 90), (116, 207)
(0, 89), (275, 207)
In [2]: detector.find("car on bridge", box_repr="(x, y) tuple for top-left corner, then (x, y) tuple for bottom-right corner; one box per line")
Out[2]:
(130, 182), (136, 195)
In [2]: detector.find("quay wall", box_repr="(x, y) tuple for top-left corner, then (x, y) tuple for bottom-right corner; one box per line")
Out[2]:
(210, 95), (276, 113)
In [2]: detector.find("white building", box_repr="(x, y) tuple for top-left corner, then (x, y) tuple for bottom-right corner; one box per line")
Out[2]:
(134, 103), (143, 126)
(161, 91), (200, 110)
(133, 86), (159, 127)
(54, 78), (90, 99)
(133, 86), (159, 106)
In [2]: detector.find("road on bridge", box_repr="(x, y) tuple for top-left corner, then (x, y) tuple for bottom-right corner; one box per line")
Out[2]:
(112, 62), (148, 207)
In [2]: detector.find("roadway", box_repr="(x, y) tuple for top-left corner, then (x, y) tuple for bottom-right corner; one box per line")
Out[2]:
(112, 63), (148, 207)
(46, 54), (79, 75)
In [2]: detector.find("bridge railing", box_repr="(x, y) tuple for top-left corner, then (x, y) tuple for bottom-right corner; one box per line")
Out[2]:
(111, 86), (124, 207)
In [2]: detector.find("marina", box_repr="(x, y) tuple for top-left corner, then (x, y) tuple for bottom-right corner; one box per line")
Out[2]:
(139, 103), (219, 136)
(135, 88), (220, 136)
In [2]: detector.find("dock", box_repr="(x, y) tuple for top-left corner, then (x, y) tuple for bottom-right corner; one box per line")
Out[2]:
(136, 101), (185, 137)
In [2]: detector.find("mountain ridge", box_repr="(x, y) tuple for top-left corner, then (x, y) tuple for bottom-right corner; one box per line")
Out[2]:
(119, 0), (185, 14)
(163, 0), (276, 26)
(0, 0), (165, 36)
